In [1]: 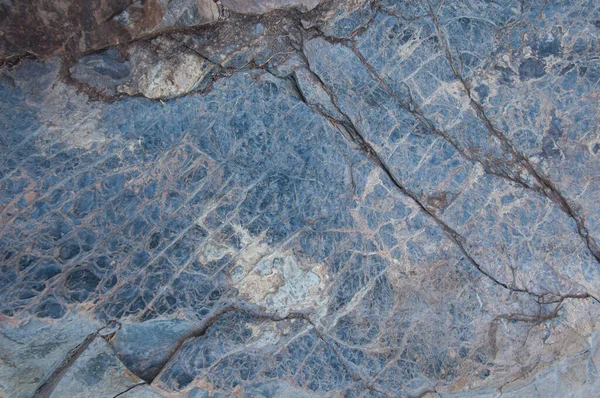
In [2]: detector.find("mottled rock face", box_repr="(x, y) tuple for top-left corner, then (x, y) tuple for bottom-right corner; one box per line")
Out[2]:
(1, 0), (600, 397)
(0, 0), (220, 61)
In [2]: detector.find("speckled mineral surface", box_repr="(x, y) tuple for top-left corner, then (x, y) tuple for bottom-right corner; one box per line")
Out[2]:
(1, 1), (600, 397)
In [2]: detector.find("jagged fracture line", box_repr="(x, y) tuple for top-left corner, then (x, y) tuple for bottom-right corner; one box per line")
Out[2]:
(317, 70), (600, 304)
(347, 41), (540, 193)
(112, 382), (146, 398)
(428, 4), (600, 266)
(336, 114), (541, 297)
(296, 30), (600, 304)
(142, 300), (390, 396)
(295, 47), (549, 300)
(125, 39), (600, 392)
(31, 321), (120, 398)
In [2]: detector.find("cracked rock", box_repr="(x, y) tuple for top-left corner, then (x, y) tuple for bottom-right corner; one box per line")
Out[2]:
(0, 0), (221, 61)
(1, 0), (600, 397)
(48, 337), (144, 398)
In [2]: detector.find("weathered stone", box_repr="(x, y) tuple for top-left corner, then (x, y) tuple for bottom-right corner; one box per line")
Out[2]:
(0, 314), (101, 397)
(0, 0), (220, 61)
(221, 0), (322, 14)
(302, 0), (373, 39)
(2, 0), (600, 397)
(49, 337), (143, 398)
(111, 319), (194, 382)
(117, 37), (217, 99)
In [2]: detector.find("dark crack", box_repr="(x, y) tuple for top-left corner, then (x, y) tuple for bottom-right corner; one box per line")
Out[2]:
(111, 381), (146, 398)
(51, 0), (385, 103)
(496, 293), (599, 325)
(32, 321), (120, 398)
(136, 299), (387, 396)
(345, 40), (542, 195)
(139, 301), (311, 382)
(3, 2), (600, 396)
(304, 4), (600, 302)
(295, 44), (553, 302)
(428, 3), (600, 267)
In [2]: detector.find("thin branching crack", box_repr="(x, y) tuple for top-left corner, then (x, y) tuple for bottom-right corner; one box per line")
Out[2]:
(344, 39), (547, 198)
(5, 4), (599, 396)
(142, 300), (388, 396)
(295, 44), (553, 303)
(306, 8), (600, 304)
(32, 321), (121, 398)
(428, 2), (600, 266)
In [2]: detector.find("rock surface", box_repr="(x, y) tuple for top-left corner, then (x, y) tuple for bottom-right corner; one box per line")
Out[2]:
(1, 0), (600, 397)
(0, 0), (221, 61)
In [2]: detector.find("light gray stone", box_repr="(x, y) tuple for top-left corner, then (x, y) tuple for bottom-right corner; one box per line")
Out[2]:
(50, 338), (145, 398)
(0, 314), (101, 398)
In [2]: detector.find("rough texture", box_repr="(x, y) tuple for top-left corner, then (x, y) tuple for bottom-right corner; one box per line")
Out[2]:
(49, 337), (143, 398)
(0, 314), (101, 397)
(0, 0), (221, 62)
(1, 0), (600, 397)
(221, 0), (322, 14)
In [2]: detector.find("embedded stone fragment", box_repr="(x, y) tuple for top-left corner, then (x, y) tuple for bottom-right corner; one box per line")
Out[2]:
(117, 37), (217, 99)
(111, 319), (194, 382)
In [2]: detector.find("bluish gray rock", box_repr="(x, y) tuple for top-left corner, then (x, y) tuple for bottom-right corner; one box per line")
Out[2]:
(1, 1), (600, 397)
